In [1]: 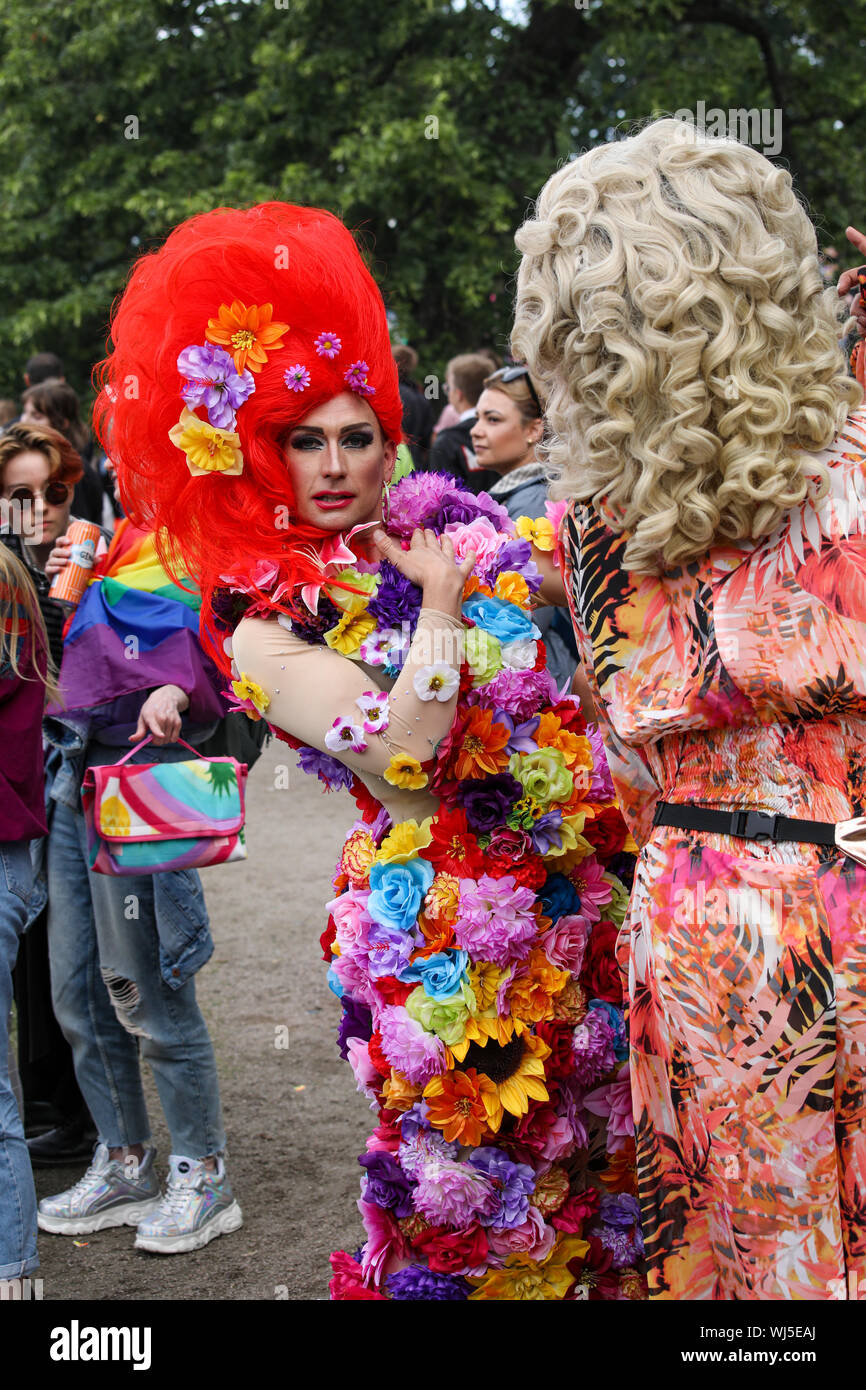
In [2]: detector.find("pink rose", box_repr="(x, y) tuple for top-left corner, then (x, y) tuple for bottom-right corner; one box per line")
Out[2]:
(444, 517), (503, 570)
(539, 1111), (577, 1162)
(327, 889), (374, 954)
(488, 1207), (556, 1262)
(539, 913), (591, 973)
(345, 1037), (381, 1101)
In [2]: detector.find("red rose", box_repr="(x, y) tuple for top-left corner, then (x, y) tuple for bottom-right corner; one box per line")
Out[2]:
(502, 1093), (562, 1163)
(412, 1222), (489, 1275)
(375, 975), (415, 1007)
(535, 1021), (575, 1079)
(552, 1188), (600, 1234)
(587, 804), (627, 863)
(581, 919), (623, 1005)
(485, 827), (547, 890)
(320, 914), (338, 963)
(548, 699), (587, 736)
(329, 1251), (387, 1301)
(367, 1031), (391, 1077)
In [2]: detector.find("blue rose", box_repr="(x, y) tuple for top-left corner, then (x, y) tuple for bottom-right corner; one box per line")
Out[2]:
(462, 593), (537, 645)
(400, 949), (469, 1000)
(327, 964), (344, 999)
(539, 872), (581, 921)
(367, 857), (435, 932)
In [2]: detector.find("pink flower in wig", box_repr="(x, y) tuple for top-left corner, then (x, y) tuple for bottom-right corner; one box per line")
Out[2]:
(539, 913), (591, 973)
(377, 1005), (447, 1087)
(583, 1067), (634, 1151)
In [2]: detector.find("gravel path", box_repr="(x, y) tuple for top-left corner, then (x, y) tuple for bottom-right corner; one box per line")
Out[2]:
(34, 740), (371, 1301)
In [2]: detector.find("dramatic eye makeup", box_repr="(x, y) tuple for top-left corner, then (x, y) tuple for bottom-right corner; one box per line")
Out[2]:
(288, 425), (376, 450)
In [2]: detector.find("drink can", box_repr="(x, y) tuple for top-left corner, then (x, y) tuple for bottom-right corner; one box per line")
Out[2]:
(48, 519), (102, 607)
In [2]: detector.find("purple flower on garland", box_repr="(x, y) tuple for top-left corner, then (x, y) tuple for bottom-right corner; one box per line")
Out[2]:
(468, 1147), (536, 1229)
(336, 996), (373, 1061)
(364, 922), (416, 978)
(571, 1006), (617, 1086)
(599, 1192), (641, 1229)
(315, 331), (342, 358)
(486, 535), (532, 579)
(284, 364), (311, 393)
(177, 343), (255, 430)
(367, 560), (422, 629)
(398, 1124), (460, 1180)
(413, 1156), (498, 1227)
(528, 809), (564, 855)
(385, 1267), (470, 1300)
(495, 710), (540, 755)
(345, 360), (375, 397)
(357, 1151), (414, 1219)
(296, 746), (354, 792)
(434, 491), (512, 533)
(471, 667), (559, 720)
(386, 472), (468, 538)
(289, 595), (343, 645)
(455, 772), (523, 834)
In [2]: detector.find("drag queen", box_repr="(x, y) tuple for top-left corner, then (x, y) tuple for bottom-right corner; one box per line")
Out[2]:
(512, 118), (866, 1299)
(99, 203), (643, 1299)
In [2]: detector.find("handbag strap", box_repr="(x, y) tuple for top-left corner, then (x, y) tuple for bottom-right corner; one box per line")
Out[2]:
(112, 735), (210, 768)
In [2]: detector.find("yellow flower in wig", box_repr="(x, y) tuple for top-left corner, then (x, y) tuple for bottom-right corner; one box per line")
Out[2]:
(231, 673), (270, 715)
(383, 754), (429, 790)
(515, 515), (555, 550)
(375, 817), (433, 865)
(467, 1237), (590, 1300)
(324, 610), (377, 657)
(168, 408), (244, 477)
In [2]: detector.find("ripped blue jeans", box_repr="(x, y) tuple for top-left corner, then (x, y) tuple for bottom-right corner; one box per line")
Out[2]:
(46, 743), (226, 1159)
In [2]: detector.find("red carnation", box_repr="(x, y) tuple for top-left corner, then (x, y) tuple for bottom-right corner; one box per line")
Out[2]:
(552, 1188), (600, 1234)
(367, 1030), (392, 1077)
(547, 699), (587, 736)
(581, 919), (623, 1005)
(411, 1222), (489, 1275)
(485, 827), (547, 890)
(375, 975), (415, 1007)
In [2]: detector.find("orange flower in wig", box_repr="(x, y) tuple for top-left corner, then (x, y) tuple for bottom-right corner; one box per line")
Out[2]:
(206, 300), (290, 374)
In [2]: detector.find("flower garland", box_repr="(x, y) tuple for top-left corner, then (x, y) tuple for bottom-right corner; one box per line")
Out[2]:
(226, 471), (646, 1301)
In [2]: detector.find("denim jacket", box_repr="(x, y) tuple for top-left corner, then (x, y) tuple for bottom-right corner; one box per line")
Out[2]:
(41, 713), (214, 989)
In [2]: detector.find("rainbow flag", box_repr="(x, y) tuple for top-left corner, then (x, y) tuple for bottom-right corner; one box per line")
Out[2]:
(55, 520), (226, 725)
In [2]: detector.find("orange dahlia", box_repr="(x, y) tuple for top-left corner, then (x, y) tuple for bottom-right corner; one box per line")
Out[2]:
(423, 1068), (496, 1146)
(536, 713), (593, 771)
(449, 707), (510, 780)
(507, 947), (570, 1026)
(206, 300), (290, 374)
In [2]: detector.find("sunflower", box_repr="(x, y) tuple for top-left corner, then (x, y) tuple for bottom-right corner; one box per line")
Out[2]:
(444, 1030), (550, 1132)
(423, 1068), (497, 1147)
(205, 300), (290, 374)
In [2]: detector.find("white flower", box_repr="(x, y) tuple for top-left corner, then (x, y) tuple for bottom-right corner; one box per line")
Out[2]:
(413, 662), (460, 702)
(500, 640), (537, 671)
(324, 717), (368, 754)
(356, 690), (390, 733)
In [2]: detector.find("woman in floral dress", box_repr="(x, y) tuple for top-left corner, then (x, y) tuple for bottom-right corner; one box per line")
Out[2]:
(97, 201), (645, 1300)
(512, 117), (866, 1299)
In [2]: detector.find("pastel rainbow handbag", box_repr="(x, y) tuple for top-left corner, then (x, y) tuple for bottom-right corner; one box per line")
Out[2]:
(81, 736), (248, 875)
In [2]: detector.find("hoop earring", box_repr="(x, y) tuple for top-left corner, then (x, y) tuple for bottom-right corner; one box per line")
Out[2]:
(381, 480), (391, 529)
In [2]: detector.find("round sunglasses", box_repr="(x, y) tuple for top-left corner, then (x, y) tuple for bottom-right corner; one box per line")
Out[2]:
(3, 480), (71, 507)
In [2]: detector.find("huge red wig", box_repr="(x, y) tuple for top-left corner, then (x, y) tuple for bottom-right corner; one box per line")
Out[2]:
(95, 202), (403, 668)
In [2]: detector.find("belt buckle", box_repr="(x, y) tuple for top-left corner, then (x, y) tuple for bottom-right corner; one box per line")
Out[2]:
(736, 810), (779, 841)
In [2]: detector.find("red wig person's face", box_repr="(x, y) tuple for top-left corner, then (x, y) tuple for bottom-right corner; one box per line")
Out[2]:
(284, 392), (396, 532)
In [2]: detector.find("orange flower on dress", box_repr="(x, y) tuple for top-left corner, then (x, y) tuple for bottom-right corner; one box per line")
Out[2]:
(462, 575), (494, 601)
(494, 570), (531, 607)
(206, 300), (290, 374)
(413, 910), (456, 958)
(423, 1068), (496, 1146)
(536, 714), (592, 771)
(449, 707), (510, 780)
(507, 947), (570, 1025)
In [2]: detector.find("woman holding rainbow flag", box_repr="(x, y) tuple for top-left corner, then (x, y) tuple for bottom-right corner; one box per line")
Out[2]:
(36, 498), (242, 1255)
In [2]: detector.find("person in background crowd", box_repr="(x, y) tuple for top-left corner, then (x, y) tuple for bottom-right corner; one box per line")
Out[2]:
(393, 344), (434, 470)
(0, 545), (55, 1286)
(0, 423), (100, 1165)
(23, 354), (64, 390)
(428, 352), (498, 493)
(0, 402), (17, 430)
(21, 379), (105, 526)
(35, 483), (240, 1255)
(470, 364), (578, 690)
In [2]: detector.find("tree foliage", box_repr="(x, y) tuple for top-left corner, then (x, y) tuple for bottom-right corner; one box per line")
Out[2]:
(0, 0), (863, 401)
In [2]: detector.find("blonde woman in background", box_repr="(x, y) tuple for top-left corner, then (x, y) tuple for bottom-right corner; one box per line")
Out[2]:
(512, 117), (866, 1299)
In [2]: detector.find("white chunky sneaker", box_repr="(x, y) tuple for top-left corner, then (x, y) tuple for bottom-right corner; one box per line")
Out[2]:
(134, 1154), (242, 1254)
(37, 1143), (161, 1235)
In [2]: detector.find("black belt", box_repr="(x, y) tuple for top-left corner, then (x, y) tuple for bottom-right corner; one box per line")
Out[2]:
(652, 801), (837, 846)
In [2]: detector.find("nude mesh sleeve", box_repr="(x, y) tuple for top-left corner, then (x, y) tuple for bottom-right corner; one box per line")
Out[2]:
(231, 610), (464, 777)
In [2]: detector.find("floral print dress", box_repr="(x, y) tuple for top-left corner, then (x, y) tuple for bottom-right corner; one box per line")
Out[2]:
(559, 405), (866, 1300)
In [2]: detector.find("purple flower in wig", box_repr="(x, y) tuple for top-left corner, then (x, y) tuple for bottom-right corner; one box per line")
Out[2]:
(386, 472), (468, 538)
(364, 922), (416, 978)
(358, 1151), (414, 1218)
(412, 1156), (498, 1227)
(385, 1266), (470, 1300)
(284, 364), (311, 393)
(336, 997), (373, 1061)
(315, 331), (342, 358)
(367, 560), (422, 629)
(572, 1008), (617, 1086)
(454, 874), (538, 967)
(528, 809), (564, 855)
(177, 343), (255, 429)
(345, 360), (375, 397)
(377, 1004), (447, 1086)
(296, 746), (354, 792)
(455, 772), (523, 834)
(467, 1147), (536, 1229)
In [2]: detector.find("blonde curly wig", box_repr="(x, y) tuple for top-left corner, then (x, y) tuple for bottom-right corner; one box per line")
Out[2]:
(512, 117), (863, 573)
